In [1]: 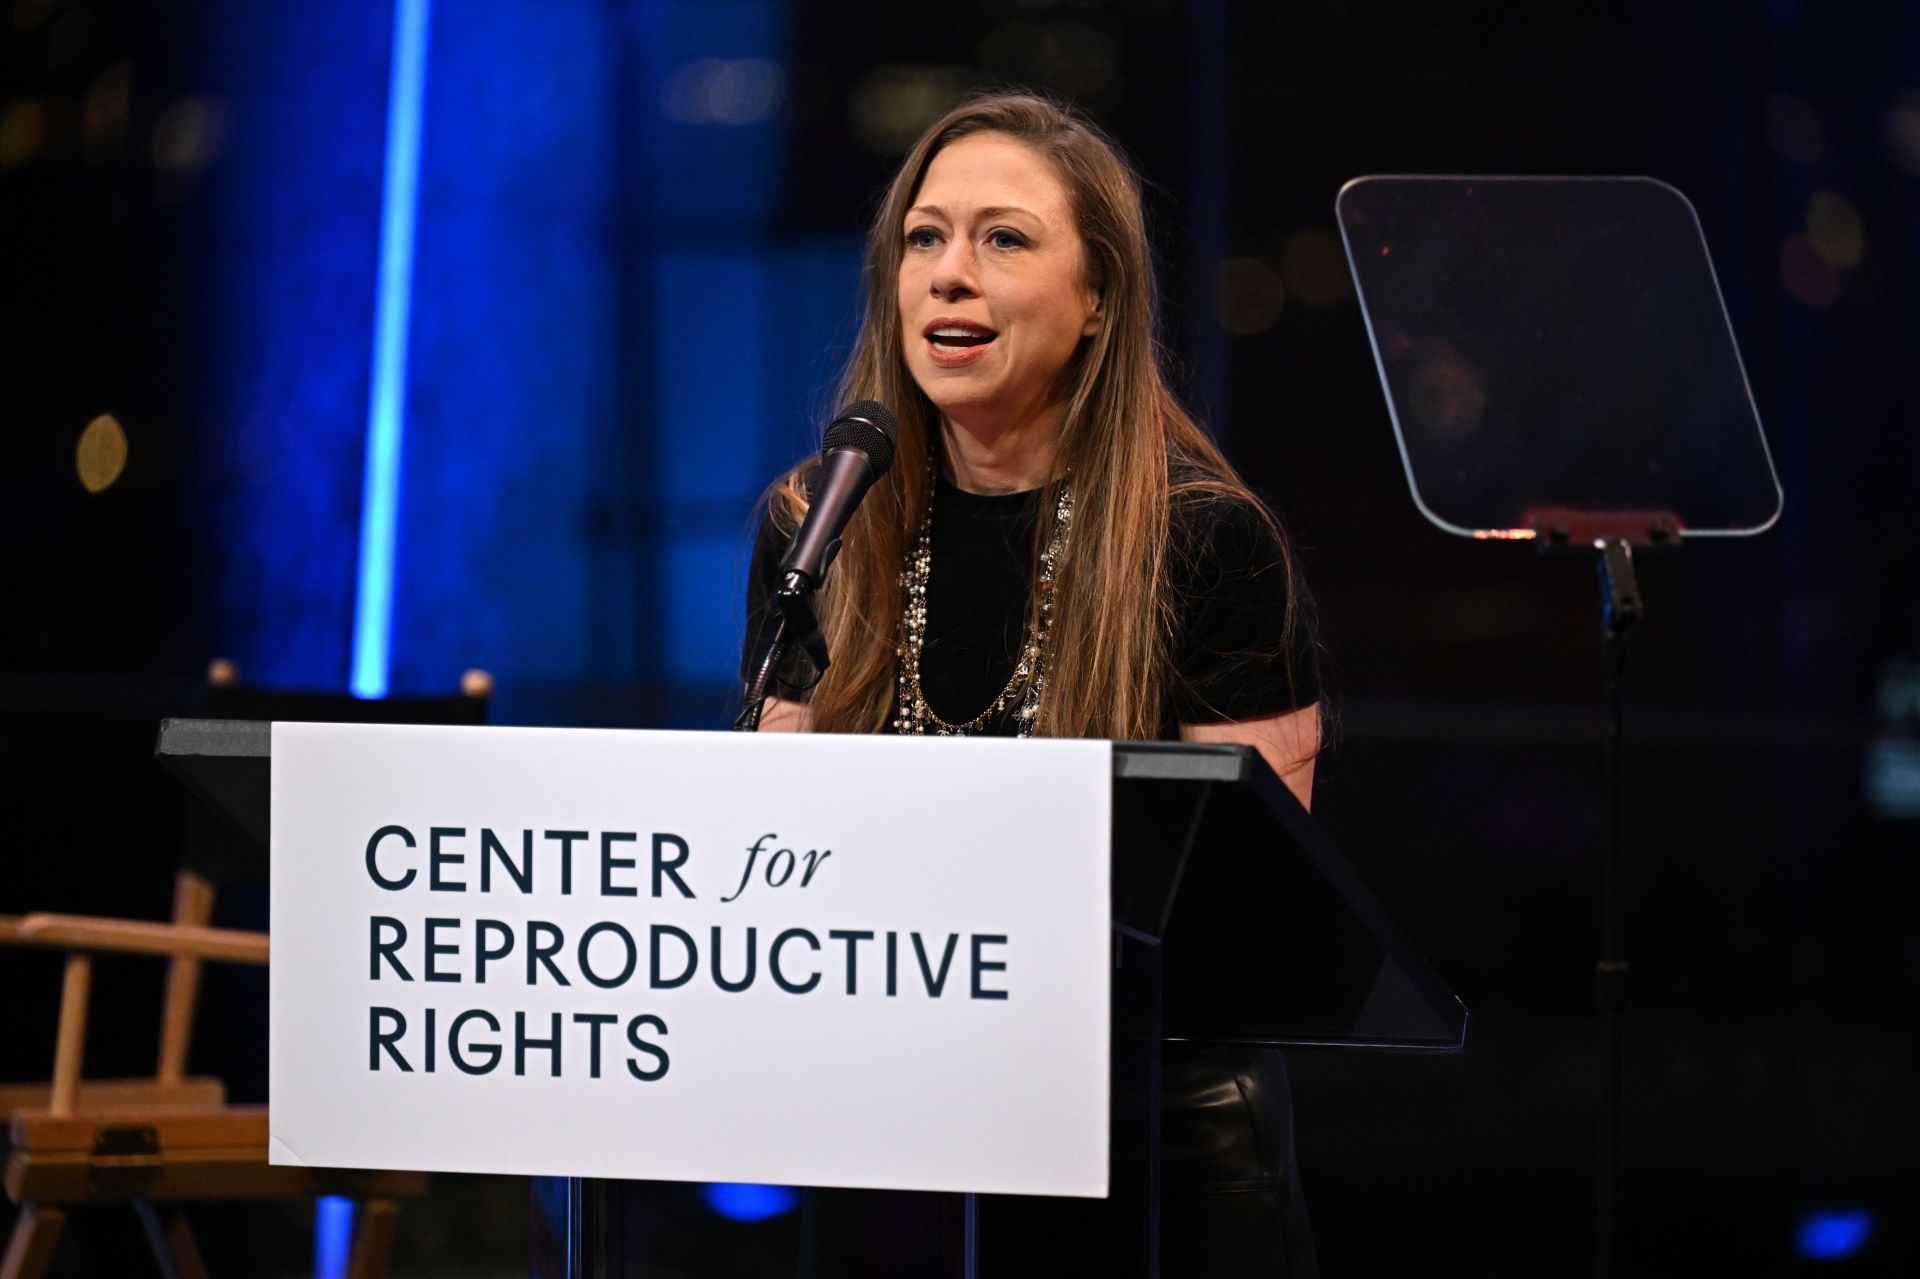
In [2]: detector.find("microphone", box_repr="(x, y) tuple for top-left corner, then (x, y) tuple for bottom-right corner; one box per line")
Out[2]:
(776, 400), (899, 589)
(734, 401), (897, 725)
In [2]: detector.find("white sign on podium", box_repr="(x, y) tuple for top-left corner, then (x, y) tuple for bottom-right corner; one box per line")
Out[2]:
(268, 724), (1112, 1197)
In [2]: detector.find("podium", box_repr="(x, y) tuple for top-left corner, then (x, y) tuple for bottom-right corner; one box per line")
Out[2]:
(156, 719), (1464, 1277)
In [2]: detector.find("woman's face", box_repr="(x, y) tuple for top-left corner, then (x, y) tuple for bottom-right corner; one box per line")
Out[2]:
(897, 132), (1101, 435)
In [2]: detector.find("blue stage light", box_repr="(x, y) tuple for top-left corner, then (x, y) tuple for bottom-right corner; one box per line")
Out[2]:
(1795, 1209), (1872, 1261)
(701, 1182), (800, 1222)
(314, 1195), (353, 1278)
(351, 0), (433, 699)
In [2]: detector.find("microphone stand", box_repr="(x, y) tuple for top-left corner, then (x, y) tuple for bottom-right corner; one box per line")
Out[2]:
(733, 573), (830, 732)
(734, 615), (787, 733)
(733, 400), (894, 733)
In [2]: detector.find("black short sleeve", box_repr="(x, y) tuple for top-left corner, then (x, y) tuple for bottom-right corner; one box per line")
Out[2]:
(1164, 495), (1321, 726)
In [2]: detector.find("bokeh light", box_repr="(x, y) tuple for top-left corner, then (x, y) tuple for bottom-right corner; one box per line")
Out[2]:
(1865, 737), (1920, 819)
(1408, 350), (1486, 440)
(0, 98), (47, 169)
(1779, 232), (1840, 307)
(1214, 257), (1285, 335)
(700, 1182), (799, 1223)
(1866, 657), (1920, 819)
(660, 58), (787, 127)
(976, 18), (1124, 115)
(850, 65), (975, 155)
(13, 0), (56, 30)
(1882, 92), (1920, 173)
(76, 413), (129, 493)
(1281, 227), (1353, 307)
(152, 98), (229, 173)
(1806, 190), (1863, 268)
(82, 62), (132, 159)
(1795, 1209), (1872, 1261)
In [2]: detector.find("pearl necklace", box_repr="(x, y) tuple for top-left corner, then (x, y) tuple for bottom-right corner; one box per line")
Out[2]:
(893, 476), (1074, 736)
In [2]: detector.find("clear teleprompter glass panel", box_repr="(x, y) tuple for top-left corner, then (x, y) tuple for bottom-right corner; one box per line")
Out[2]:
(1336, 176), (1782, 541)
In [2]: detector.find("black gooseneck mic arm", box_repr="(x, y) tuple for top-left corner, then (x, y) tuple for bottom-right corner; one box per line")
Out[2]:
(733, 401), (898, 732)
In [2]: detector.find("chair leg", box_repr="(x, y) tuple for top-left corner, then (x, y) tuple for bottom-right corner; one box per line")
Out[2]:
(345, 1199), (399, 1279)
(134, 1201), (210, 1279)
(0, 1206), (67, 1279)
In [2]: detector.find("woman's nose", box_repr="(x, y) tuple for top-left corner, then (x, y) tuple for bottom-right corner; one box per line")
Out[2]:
(930, 241), (978, 300)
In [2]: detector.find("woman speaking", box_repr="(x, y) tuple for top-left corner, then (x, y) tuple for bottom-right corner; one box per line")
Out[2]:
(742, 92), (1322, 1275)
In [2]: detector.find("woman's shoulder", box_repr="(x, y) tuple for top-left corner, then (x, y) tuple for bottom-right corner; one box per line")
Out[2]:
(1160, 465), (1321, 720)
(1165, 467), (1294, 586)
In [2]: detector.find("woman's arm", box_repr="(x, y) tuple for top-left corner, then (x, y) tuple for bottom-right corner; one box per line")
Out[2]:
(756, 695), (814, 733)
(1179, 702), (1319, 812)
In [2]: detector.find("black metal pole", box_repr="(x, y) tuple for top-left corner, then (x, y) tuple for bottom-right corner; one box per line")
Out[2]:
(1597, 625), (1628, 1279)
(733, 611), (791, 733)
(1593, 539), (1639, 1279)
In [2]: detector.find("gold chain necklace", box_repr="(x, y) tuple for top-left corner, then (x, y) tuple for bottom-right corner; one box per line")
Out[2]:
(893, 475), (1073, 737)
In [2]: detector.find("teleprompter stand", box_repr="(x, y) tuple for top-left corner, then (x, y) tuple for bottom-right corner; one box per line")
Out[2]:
(1530, 511), (1662, 1279)
(1338, 175), (1784, 1278)
(154, 719), (1466, 1277)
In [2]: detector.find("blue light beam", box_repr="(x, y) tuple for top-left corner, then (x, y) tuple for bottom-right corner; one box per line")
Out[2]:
(314, 1195), (353, 1279)
(350, 0), (433, 698)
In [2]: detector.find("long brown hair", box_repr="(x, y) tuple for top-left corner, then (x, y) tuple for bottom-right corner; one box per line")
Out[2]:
(770, 90), (1306, 739)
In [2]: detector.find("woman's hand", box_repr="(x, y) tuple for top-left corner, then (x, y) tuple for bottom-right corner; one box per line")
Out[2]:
(1179, 704), (1320, 812)
(755, 696), (814, 733)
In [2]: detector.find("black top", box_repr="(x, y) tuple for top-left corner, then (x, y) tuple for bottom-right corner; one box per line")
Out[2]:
(742, 473), (1320, 736)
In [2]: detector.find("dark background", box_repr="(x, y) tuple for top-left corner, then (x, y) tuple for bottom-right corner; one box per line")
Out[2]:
(4, 0), (1916, 1274)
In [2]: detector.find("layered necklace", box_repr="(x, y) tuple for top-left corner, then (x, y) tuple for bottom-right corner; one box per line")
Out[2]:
(893, 471), (1074, 737)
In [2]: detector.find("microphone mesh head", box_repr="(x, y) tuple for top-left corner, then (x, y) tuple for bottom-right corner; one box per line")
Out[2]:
(821, 400), (898, 476)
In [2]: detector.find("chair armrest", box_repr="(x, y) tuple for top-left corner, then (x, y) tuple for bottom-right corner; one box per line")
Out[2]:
(11, 914), (270, 965)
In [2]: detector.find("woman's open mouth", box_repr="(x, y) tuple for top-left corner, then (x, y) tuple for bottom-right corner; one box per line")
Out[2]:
(924, 320), (998, 367)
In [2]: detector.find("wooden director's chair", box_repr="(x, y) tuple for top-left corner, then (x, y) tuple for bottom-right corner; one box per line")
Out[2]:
(1, 663), (491, 1279)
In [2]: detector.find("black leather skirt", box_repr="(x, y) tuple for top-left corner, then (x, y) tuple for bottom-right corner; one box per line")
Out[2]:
(1159, 1044), (1318, 1277)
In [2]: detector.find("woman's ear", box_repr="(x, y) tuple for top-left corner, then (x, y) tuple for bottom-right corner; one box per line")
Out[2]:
(1081, 251), (1105, 336)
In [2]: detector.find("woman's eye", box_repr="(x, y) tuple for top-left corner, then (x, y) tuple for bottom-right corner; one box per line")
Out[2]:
(906, 228), (940, 249)
(988, 230), (1023, 250)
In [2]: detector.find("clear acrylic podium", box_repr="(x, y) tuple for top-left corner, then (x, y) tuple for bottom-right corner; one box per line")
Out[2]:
(156, 720), (1465, 1277)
